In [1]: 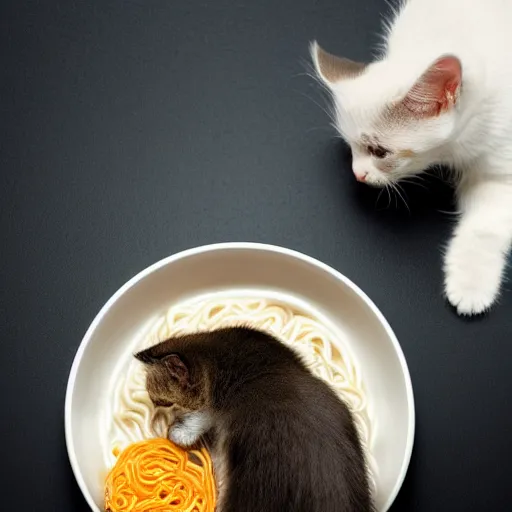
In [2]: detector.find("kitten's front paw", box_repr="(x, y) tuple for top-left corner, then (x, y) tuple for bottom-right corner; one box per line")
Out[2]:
(168, 411), (211, 447)
(444, 241), (504, 316)
(168, 422), (201, 447)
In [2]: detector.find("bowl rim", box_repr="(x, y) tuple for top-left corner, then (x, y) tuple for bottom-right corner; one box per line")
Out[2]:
(64, 241), (415, 511)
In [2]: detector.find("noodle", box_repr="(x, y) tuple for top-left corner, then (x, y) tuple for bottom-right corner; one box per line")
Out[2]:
(105, 439), (216, 512)
(104, 296), (377, 491)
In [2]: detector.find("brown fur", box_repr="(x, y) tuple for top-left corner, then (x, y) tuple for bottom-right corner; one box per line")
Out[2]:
(135, 327), (374, 512)
(397, 149), (416, 158)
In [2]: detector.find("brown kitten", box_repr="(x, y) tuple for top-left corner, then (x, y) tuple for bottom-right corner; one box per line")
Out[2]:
(135, 327), (374, 512)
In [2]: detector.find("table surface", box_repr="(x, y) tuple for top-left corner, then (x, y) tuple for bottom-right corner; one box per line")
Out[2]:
(2, 1), (511, 510)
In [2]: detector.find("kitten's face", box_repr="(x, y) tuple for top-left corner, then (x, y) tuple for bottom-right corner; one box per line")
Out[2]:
(311, 43), (461, 187)
(135, 336), (210, 413)
(339, 104), (455, 187)
(144, 359), (190, 410)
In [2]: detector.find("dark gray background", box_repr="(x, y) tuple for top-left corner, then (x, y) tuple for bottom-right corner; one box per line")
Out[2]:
(1, 0), (511, 510)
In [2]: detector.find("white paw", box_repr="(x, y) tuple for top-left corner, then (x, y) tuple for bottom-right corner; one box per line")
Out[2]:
(444, 240), (504, 316)
(168, 411), (212, 447)
(169, 422), (201, 447)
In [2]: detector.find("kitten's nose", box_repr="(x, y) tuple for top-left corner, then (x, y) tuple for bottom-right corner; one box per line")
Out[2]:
(354, 171), (368, 183)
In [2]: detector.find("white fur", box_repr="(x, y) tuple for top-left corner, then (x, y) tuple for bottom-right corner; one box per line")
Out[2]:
(168, 411), (212, 447)
(314, 0), (512, 315)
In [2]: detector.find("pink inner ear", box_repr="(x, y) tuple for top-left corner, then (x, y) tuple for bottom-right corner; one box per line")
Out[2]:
(403, 55), (461, 117)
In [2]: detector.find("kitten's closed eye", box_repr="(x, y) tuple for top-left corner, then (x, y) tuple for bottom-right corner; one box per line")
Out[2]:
(153, 399), (174, 408)
(367, 145), (389, 159)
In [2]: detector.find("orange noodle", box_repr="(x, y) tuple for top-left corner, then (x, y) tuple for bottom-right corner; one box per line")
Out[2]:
(105, 438), (216, 512)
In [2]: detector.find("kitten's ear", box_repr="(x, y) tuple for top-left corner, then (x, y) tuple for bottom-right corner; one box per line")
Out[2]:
(310, 41), (366, 86)
(403, 55), (462, 117)
(134, 348), (157, 364)
(160, 354), (190, 388)
(135, 347), (190, 387)
(135, 338), (180, 364)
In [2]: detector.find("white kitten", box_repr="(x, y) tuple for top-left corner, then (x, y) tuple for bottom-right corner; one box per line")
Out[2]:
(311, 0), (512, 316)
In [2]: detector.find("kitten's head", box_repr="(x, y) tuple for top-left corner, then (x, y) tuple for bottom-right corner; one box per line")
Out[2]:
(311, 42), (462, 186)
(135, 327), (294, 412)
(135, 333), (212, 413)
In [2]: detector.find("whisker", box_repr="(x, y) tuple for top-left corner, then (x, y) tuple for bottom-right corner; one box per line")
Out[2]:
(409, 174), (428, 184)
(385, 184), (392, 209)
(390, 182), (410, 213)
(376, 188), (385, 209)
(396, 183), (411, 213)
(437, 209), (460, 216)
(401, 178), (428, 191)
(387, 183), (398, 209)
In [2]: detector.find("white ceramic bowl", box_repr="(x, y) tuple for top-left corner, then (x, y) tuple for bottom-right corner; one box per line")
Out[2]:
(65, 242), (415, 511)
